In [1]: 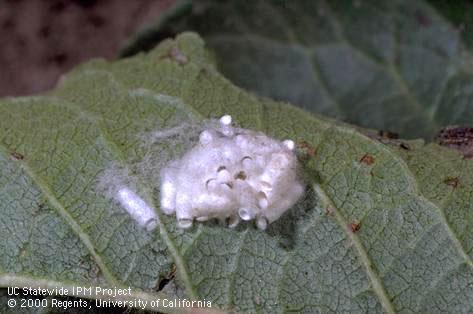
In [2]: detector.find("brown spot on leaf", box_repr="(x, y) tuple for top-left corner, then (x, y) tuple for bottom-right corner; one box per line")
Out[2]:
(349, 221), (361, 233)
(32, 202), (46, 214)
(378, 130), (399, 139)
(325, 206), (335, 215)
(297, 140), (317, 157)
(399, 142), (410, 150)
(444, 177), (460, 188)
(360, 154), (375, 165)
(364, 130), (406, 150)
(11, 152), (24, 160)
(436, 126), (473, 158)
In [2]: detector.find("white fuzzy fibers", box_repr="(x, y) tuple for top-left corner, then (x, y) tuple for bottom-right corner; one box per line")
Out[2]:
(160, 115), (304, 230)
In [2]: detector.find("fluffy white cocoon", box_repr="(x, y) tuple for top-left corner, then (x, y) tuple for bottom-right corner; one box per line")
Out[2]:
(160, 115), (304, 230)
(117, 187), (158, 231)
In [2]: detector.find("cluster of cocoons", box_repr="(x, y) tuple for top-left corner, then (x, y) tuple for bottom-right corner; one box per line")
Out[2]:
(160, 115), (304, 230)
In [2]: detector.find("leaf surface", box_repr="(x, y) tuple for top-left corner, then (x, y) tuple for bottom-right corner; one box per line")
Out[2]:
(0, 33), (472, 313)
(122, 0), (473, 139)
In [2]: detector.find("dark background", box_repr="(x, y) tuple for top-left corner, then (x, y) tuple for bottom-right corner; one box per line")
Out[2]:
(0, 0), (174, 97)
(2, 0), (473, 99)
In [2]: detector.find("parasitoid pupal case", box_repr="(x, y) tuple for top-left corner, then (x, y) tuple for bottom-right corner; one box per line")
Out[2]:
(159, 115), (304, 230)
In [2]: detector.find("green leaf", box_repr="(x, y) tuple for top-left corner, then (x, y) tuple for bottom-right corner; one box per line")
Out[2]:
(1, 33), (472, 313)
(427, 0), (473, 50)
(122, 0), (473, 140)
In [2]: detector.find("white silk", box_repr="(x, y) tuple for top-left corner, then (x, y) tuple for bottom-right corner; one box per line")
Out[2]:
(160, 115), (304, 230)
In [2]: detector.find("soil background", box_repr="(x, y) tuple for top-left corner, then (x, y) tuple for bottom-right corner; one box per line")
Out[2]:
(0, 0), (174, 97)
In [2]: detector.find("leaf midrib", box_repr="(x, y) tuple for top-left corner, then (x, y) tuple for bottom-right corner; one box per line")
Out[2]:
(308, 125), (473, 312)
(313, 183), (396, 314)
(204, 0), (463, 135)
(54, 96), (202, 300)
(2, 34), (472, 313)
(0, 143), (119, 286)
(67, 60), (473, 312)
(0, 95), (200, 303)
